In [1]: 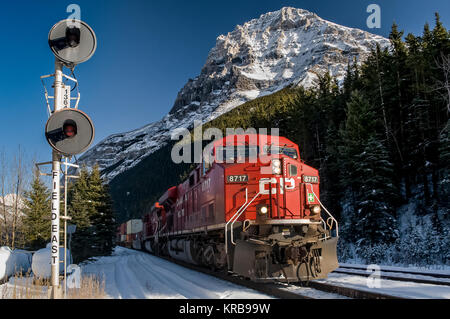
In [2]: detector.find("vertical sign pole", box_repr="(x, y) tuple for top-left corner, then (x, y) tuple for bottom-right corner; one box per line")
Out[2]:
(50, 59), (64, 299)
(64, 157), (68, 298)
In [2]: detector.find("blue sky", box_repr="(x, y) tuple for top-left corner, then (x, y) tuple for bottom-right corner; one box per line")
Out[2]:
(0, 0), (449, 162)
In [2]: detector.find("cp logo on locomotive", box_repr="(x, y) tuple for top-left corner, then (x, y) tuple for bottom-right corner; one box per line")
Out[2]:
(259, 178), (295, 195)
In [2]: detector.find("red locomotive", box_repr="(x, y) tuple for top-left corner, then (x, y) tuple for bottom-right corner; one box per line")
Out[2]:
(123, 134), (339, 282)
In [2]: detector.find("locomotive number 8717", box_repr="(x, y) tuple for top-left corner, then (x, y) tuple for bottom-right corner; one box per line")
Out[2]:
(122, 134), (339, 283)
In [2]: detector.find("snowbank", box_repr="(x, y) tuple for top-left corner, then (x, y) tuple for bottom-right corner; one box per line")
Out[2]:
(66, 264), (81, 288)
(31, 243), (72, 279)
(0, 246), (32, 281)
(81, 247), (271, 299)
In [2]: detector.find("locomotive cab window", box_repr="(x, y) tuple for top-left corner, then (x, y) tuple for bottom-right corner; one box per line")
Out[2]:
(216, 145), (259, 163)
(289, 164), (298, 176)
(264, 145), (298, 160)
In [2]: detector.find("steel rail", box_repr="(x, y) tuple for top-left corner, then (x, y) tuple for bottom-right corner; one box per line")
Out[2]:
(333, 268), (450, 286)
(304, 281), (405, 299)
(338, 264), (450, 279)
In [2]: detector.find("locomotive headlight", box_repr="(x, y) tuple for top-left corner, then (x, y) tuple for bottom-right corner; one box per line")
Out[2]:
(311, 205), (321, 215)
(259, 205), (269, 215)
(272, 159), (282, 175)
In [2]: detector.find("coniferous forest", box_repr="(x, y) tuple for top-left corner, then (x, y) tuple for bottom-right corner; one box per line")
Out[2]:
(109, 16), (449, 266)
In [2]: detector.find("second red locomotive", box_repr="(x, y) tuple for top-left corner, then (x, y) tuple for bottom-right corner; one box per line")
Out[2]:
(126, 134), (339, 282)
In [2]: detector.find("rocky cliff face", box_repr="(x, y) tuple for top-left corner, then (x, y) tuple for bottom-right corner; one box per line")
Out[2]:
(79, 7), (390, 181)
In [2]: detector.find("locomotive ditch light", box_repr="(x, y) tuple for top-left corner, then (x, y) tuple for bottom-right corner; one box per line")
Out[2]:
(311, 205), (321, 215)
(259, 205), (269, 215)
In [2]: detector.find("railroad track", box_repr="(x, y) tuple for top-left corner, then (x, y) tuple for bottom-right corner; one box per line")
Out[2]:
(334, 265), (450, 286)
(126, 246), (450, 299)
(155, 254), (315, 299)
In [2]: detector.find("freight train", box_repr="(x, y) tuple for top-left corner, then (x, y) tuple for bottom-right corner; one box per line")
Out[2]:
(117, 134), (339, 283)
(117, 219), (143, 248)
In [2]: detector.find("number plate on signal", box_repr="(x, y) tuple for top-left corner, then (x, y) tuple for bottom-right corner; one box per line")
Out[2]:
(227, 175), (249, 183)
(303, 175), (319, 184)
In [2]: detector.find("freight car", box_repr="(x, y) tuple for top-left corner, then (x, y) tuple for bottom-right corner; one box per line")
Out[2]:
(126, 134), (339, 283)
(116, 219), (143, 249)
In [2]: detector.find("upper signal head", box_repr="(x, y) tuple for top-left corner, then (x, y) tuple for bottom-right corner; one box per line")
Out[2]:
(48, 19), (96, 66)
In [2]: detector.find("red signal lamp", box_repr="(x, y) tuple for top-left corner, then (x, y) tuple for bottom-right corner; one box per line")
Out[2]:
(63, 120), (77, 138)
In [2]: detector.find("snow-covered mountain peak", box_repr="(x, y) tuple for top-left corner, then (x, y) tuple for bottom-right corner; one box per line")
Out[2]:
(79, 7), (390, 181)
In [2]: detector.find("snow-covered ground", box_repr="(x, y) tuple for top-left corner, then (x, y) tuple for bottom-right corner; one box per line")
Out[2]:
(80, 247), (271, 299)
(319, 273), (450, 299)
(2, 246), (449, 299)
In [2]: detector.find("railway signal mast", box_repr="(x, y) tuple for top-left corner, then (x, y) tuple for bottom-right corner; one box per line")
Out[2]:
(40, 19), (97, 298)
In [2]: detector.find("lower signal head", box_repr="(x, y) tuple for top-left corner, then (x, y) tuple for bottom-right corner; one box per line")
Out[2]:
(45, 108), (94, 156)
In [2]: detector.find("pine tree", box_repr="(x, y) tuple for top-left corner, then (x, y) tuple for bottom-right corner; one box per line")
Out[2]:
(22, 172), (51, 250)
(438, 122), (450, 207)
(431, 13), (450, 57)
(353, 137), (399, 244)
(68, 167), (94, 262)
(388, 23), (409, 187)
(68, 165), (116, 262)
(87, 165), (116, 257)
(339, 91), (399, 244)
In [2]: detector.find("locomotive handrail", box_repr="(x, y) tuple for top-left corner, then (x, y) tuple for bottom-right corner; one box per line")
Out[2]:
(305, 183), (339, 238)
(224, 188), (262, 261)
(225, 188), (248, 256)
(230, 191), (262, 245)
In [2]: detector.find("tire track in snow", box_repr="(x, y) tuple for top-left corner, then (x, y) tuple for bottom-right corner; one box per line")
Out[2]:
(112, 255), (148, 298)
(136, 253), (243, 298)
(136, 252), (270, 299)
(82, 256), (122, 299)
(96, 257), (121, 298)
(81, 247), (270, 299)
(135, 253), (221, 298)
(127, 253), (186, 298)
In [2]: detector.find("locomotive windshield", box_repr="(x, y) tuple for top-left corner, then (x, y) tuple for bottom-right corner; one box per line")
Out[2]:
(216, 145), (259, 163)
(263, 145), (298, 159)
